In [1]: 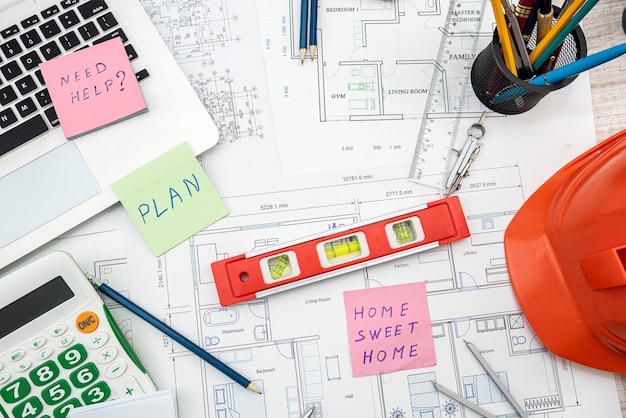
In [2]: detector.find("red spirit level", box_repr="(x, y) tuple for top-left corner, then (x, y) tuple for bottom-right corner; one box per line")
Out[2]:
(211, 196), (469, 306)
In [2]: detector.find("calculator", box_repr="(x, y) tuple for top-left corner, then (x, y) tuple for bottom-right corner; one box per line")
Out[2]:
(0, 251), (156, 418)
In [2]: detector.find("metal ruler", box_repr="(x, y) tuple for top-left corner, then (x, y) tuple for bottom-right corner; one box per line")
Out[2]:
(409, 0), (489, 191)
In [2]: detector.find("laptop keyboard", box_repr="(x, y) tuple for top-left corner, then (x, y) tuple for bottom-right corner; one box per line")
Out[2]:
(0, 0), (150, 157)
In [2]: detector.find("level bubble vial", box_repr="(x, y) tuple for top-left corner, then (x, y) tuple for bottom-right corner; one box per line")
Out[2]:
(260, 251), (300, 284)
(317, 232), (370, 267)
(386, 217), (425, 249)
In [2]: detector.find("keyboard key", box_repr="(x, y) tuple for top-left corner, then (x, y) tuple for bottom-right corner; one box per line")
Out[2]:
(42, 5), (61, 19)
(115, 376), (144, 397)
(15, 74), (37, 95)
(125, 44), (138, 61)
(78, 0), (109, 19)
(0, 115), (49, 156)
(9, 349), (26, 362)
(54, 398), (81, 418)
(0, 376), (31, 403)
(0, 108), (18, 129)
(105, 362), (126, 379)
(35, 69), (45, 85)
(29, 334), (46, 349)
(12, 396), (43, 417)
(40, 41), (62, 61)
(59, 32), (80, 51)
(21, 15), (41, 29)
(69, 363), (98, 388)
(20, 51), (42, 71)
(16, 97), (38, 118)
(40, 20), (62, 39)
(61, 0), (81, 8)
(1, 25), (19, 40)
(81, 381), (110, 405)
(44, 107), (59, 127)
(0, 85), (18, 105)
(135, 69), (150, 82)
(35, 89), (52, 107)
(1, 38), (23, 59)
(0, 60), (22, 82)
(29, 361), (60, 387)
(96, 12), (118, 32)
(15, 359), (33, 372)
(41, 379), (71, 405)
(78, 22), (99, 41)
(59, 10), (80, 29)
(93, 28), (127, 45)
(20, 29), (42, 48)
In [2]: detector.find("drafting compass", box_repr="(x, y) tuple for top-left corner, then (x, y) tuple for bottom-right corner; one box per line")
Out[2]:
(445, 112), (487, 196)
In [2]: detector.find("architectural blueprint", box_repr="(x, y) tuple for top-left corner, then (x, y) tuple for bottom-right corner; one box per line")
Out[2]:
(3, 0), (617, 417)
(136, 0), (596, 181)
(26, 142), (621, 418)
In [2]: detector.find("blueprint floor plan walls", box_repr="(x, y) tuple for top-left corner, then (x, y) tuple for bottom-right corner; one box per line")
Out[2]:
(10, 0), (616, 416)
(29, 146), (622, 417)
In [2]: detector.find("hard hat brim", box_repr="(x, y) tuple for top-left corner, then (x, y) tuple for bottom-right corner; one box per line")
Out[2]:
(504, 130), (626, 373)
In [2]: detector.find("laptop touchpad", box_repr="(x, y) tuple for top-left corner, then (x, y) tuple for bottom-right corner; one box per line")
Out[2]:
(0, 142), (101, 248)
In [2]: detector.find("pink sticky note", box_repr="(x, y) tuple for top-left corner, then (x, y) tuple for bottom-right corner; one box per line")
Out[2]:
(39, 37), (147, 139)
(343, 282), (436, 377)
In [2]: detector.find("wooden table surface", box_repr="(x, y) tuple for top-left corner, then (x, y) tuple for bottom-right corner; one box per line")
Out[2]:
(569, 1), (626, 415)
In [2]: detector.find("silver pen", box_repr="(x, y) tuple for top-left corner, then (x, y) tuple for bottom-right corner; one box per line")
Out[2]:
(302, 405), (315, 418)
(465, 340), (529, 418)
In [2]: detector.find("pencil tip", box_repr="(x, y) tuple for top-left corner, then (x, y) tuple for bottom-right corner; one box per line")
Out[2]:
(299, 48), (307, 65)
(247, 383), (262, 394)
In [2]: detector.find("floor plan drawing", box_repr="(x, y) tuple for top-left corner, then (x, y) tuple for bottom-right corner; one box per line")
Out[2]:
(32, 143), (621, 418)
(133, 0), (598, 187)
(137, 0), (282, 182)
(9, 1), (612, 416)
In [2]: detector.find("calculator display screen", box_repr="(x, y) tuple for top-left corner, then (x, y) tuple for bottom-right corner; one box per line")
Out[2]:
(0, 276), (74, 339)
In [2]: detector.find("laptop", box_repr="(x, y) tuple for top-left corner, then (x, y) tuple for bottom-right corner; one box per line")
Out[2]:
(0, 0), (219, 270)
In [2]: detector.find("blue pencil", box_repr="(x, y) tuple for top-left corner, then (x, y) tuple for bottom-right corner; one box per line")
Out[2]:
(529, 42), (626, 85)
(309, 0), (318, 60)
(299, 0), (309, 63)
(95, 282), (262, 394)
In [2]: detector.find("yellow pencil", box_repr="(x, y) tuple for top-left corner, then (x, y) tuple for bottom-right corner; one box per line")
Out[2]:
(528, 0), (586, 64)
(490, 0), (518, 76)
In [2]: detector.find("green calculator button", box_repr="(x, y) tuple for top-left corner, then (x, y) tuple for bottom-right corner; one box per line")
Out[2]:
(58, 345), (87, 370)
(0, 377), (31, 403)
(81, 381), (110, 405)
(41, 380), (72, 405)
(29, 361), (60, 387)
(52, 398), (81, 418)
(11, 396), (43, 418)
(69, 363), (98, 389)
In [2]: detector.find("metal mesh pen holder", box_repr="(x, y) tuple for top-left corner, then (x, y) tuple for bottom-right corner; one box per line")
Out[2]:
(471, 20), (587, 115)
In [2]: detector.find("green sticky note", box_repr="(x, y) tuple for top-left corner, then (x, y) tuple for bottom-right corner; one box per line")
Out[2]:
(112, 142), (228, 256)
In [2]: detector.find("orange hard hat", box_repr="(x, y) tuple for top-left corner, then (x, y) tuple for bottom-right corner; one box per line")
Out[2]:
(504, 129), (626, 373)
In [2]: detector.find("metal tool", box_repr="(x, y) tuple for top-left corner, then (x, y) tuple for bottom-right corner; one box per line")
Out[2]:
(445, 112), (487, 195)
(434, 339), (530, 418)
(302, 405), (315, 418)
(409, 0), (488, 191)
(465, 340), (529, 418)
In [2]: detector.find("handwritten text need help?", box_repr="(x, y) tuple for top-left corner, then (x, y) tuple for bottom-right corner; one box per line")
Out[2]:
(58, 62), (129, 103)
